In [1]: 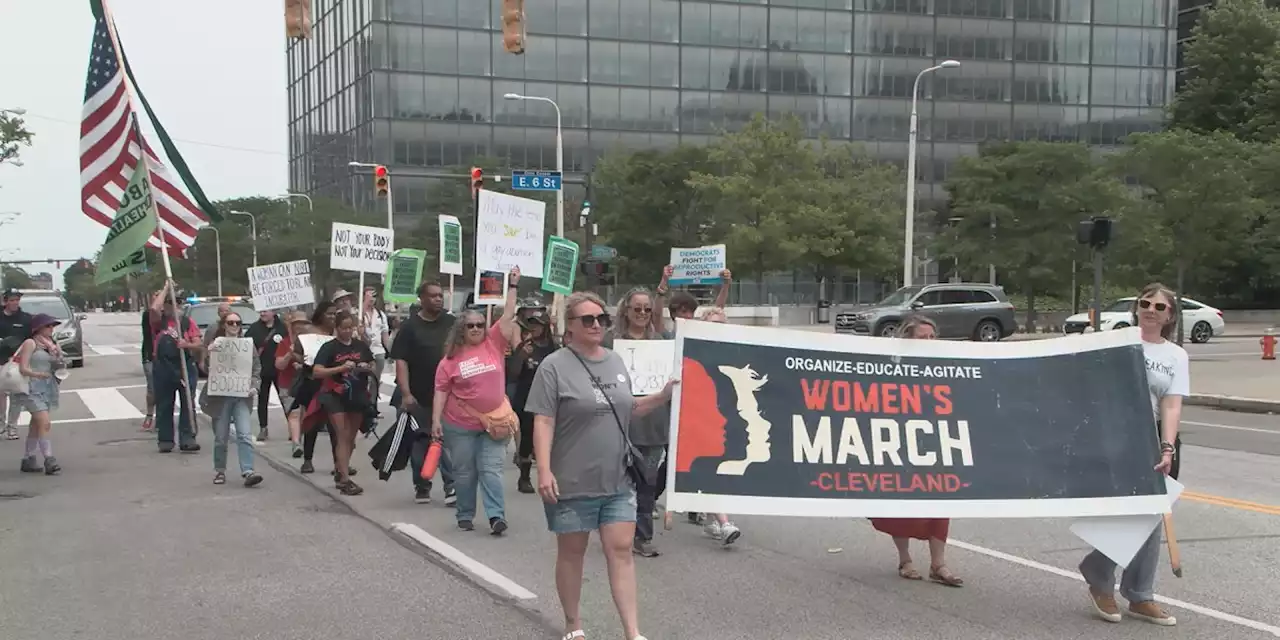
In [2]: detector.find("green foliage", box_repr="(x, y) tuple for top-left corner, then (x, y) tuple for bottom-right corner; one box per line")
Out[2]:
(0, 112), (33, 165)
(2, 266), (31, 289)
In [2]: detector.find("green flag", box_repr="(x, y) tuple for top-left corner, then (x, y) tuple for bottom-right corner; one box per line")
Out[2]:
(95, 162), (157, 284)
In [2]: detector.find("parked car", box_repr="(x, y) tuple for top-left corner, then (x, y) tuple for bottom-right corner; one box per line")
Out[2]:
(180, 296), (256, 334)
(836, 283), (1017, 341)
(17, 290), (85, 368)
(1062, 296), (1225, 343)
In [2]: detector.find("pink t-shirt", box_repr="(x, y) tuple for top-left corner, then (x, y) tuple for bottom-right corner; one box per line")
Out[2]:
(435, 321), (510, 431)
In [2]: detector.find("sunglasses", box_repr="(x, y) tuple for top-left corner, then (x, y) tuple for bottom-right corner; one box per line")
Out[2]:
(571, 313), (612, 328)
(630, 306), (653, 314)
(465, 322), (486, 330)
(225, 320), (242, 326)
(1138, 299), (1169, 312)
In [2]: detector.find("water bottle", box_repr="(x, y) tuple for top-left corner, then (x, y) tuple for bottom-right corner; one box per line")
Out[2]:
(421, 440), (442, 480)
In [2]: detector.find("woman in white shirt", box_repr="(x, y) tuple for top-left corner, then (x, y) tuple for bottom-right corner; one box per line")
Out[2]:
(1079, 282), (1186, 628)
(362, 287), (390, 411)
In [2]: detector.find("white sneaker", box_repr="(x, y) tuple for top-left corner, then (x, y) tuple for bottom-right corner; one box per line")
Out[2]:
(703, 521), (722, 539)
(720, 521), (741, 545)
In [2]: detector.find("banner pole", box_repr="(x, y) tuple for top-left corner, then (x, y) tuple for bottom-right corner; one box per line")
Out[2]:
(449, 274), (455, 311)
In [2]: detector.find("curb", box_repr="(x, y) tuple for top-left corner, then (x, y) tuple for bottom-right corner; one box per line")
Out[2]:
(1185, 394), (1280, 414)
(254, 444), (560, 635)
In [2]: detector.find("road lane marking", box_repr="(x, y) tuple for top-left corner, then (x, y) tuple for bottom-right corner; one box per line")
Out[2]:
(947, 538), (1280, 637)
(389, 522), (536, 601)
(1182, 420), (1280, 436)
(1182, 491), (1280, 516)
(76, 387), (145, 421)
(89, 345), (125, 355)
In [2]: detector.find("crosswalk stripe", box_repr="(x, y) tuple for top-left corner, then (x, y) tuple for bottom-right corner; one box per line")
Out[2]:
(90, 345), (125, 355)
(77, 387), (146, 421)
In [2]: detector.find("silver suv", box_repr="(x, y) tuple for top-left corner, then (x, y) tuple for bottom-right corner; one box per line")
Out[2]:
(836, 283), (1016, 341)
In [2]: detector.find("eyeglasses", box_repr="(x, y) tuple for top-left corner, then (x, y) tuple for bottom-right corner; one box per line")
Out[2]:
(630, 307), (653, 314)
(1138, 299), (1169, 312)
(570, 313), (612, 328)
(465, 322), (486, 330)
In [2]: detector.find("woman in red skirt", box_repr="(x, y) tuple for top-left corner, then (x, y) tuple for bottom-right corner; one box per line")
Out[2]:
(870, 315), (963, 587)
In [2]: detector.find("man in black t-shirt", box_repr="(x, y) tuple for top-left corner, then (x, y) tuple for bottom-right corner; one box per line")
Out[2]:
(389, 280), (456, 505)
(0, 288), (33, 440)
(245, 309), (288, 440)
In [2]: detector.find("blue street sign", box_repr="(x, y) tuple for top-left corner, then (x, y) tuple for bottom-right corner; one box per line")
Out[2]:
(511, 170), (563, 191)
(590, 245), (617, 260)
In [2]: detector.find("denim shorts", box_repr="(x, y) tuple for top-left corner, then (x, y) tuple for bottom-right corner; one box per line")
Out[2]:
(543, 489), (637, 534)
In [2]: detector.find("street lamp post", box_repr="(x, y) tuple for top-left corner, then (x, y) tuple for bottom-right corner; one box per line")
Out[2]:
(199, 226), (223, 297)
(229, 210), (258, 267)
(504, 92), (565, 328)
(347, 162), (394, 232)
(903, 60), (960, 287)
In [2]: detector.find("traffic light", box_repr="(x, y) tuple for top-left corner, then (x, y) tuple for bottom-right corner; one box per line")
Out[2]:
(374, 165), (390, 198)
(501, 0), (525, 55)
(1076, 217), (1113, 249)
(580, 261), (609, 277)
(471, 166), (484, 198)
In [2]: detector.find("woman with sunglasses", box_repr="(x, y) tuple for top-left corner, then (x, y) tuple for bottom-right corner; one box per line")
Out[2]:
(869, 315), (962, 586)
(527, 291), (674, 640)
(1079, 283), (1185, 627)
(605, 286), (671, 558)
(311, 310), (376, 496)
(431, 268), (521, 534)
(203, 312), (263, 487)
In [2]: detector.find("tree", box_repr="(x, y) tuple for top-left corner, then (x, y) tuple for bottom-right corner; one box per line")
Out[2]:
(939, 141), (1128, 329)
(1115, 129), (1260, 342)
(1170, 0), (1280, 141)
(0, 112), (33, 165)
(2, 266), (31, 289)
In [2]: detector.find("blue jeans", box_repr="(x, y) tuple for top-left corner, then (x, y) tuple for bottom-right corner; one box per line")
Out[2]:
(1080, 523), (1163, 603)
(154, 360), (198, 447)
(213, 398), (255, 475)
(442, 421), (505, 523)
(403, 404), (454, 492)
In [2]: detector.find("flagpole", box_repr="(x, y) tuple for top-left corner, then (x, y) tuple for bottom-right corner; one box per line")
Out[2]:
(102, 0), (200, 436)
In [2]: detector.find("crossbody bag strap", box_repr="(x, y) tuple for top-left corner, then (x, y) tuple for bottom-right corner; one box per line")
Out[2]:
(566, 347), (630, 447)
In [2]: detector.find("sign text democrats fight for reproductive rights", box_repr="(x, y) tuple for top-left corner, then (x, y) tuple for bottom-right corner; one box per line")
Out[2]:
(664, 322), (1172, 520)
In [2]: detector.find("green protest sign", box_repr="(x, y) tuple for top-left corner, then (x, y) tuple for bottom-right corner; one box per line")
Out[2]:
(541, 235), (579, 296)
(438, 215), (463, 276)
(95, 162), (157, 285)
(384, 248), (426, 303)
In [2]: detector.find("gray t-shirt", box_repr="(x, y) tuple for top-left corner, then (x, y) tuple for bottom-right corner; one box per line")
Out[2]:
(525, 347), (635, 500)
(603, 331), (672, 447)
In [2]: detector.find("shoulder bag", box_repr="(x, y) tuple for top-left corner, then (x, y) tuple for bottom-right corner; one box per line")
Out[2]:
(0, 355), (28, 395)
(566, 348), (646, 489)
(457, 396), (518, 441)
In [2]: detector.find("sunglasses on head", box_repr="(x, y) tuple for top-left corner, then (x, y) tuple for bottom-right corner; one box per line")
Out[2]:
(1138, 299), (1169, 312)
(465, 322), (486, 330)
(571, 313), (612, 328)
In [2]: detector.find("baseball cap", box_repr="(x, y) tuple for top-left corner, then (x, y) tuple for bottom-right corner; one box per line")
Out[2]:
(2, 288), (22, 300)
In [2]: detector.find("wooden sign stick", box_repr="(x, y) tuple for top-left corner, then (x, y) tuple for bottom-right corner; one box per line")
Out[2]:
(1163, 513), (1183, 578)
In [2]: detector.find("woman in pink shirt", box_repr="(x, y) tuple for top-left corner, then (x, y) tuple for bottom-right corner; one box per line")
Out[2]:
(433, 267), (521, 535)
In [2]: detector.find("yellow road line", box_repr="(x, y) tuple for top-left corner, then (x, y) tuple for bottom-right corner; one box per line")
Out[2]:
(1182, 491), (1280, 516)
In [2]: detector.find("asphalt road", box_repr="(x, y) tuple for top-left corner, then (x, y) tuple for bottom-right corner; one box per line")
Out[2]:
(6, 314), (1279, 640)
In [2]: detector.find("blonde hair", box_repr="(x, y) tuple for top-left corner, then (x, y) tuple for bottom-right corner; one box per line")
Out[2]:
(444, 310), (487, 359)
(897, 314), (937, 339)
(565, 291), (608, 343)
(612, 287), (658, 338)
(699, 307), (727, 323)
(1132, 282), (1179, 340)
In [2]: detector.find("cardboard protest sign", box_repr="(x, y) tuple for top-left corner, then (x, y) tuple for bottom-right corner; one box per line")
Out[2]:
(330, 222), (394, 273)
(476, 189), (545, 277)
(438, 215), (463, 276)
(541, 235), (579, 296)
(384, 249), (426, 304)
(669, 244), (726, 286)
(473, 269), (507, 306)
(247, 260), (315, 312)
(297, 334), (335, 366)
(207, 337), (254, 398)
(614, 339), (675, 396)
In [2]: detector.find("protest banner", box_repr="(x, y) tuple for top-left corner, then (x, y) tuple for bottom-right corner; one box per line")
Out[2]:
(474, 269), (507, 306)
(297, 334), (335, 366)
(384, 249), (426, 304)
(330, 222), (394, 274)
(206, 337), (254, 398)
(541, 235), (579, 295)
(95, 162), (156, 284)
(247, 260), (314, 312)
(476, 189), (545, 277)
(438, 215), (463, 276)
(614, 339), (675, 396)
(666, 322), (1171, 521)
(669, 244), (726, 286)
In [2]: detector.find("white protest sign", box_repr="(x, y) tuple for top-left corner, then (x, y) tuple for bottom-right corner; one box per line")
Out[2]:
(330, 222), (395, 274)
(613, 339), (675, 396)
(297, 334), (335, 366)
(476, 189), (545, 277)
(669, 244), (727, 286)
(207, 337), (254, 398)
(247, 259), (315, 312)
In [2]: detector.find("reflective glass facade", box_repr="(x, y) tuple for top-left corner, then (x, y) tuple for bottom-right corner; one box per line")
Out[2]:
(288, 0), (1176, 230)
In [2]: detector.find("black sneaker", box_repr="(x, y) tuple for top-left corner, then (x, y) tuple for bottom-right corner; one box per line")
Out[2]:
(291, 443), (303, 458)
(243, 471), (263, 487)
(444, 488), (457, 506)
(457, 519), (474, 531)
(300, 460), (315, 474)
(158, 443), (174, 454)
(517, 476), (534, 494)
(179, 443), (201, 453)
(20, 456), (41, 473)
(490, 517), (508, 536)
(414, 486), (431, 504)
(43, 456), (61, 476)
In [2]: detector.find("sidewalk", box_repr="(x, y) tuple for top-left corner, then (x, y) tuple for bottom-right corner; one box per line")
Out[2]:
(1188, 358), (1280, 413)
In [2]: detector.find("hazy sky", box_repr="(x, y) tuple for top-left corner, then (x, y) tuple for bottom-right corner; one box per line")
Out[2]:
(1, 0), (288, 285)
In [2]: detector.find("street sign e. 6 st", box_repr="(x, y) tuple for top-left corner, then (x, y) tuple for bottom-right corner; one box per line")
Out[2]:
(511, 170), (563, 191)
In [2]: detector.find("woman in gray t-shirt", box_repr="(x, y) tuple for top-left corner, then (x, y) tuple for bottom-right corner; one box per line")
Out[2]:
(525, 291), (674, 640)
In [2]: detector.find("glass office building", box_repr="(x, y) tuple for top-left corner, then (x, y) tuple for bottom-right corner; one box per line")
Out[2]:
(287, 0), (1176, 275)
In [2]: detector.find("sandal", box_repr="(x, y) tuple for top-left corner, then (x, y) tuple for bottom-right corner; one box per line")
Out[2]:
(929, 564), (964, 587)
(213, 471), (226, 485)
(562, 631), (585, 640)
(898, 561), (923, 580)
(337, 480), (364, 496)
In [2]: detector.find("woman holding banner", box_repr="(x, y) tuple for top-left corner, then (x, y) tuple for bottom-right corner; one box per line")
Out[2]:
(1078, 283), (1185, 627)
(870, 316), (963, 587)
(311, 311), (376, 496)
(202, 311), (263, 488)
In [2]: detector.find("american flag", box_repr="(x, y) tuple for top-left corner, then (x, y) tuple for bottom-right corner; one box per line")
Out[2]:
(80, 12), (208, 254)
